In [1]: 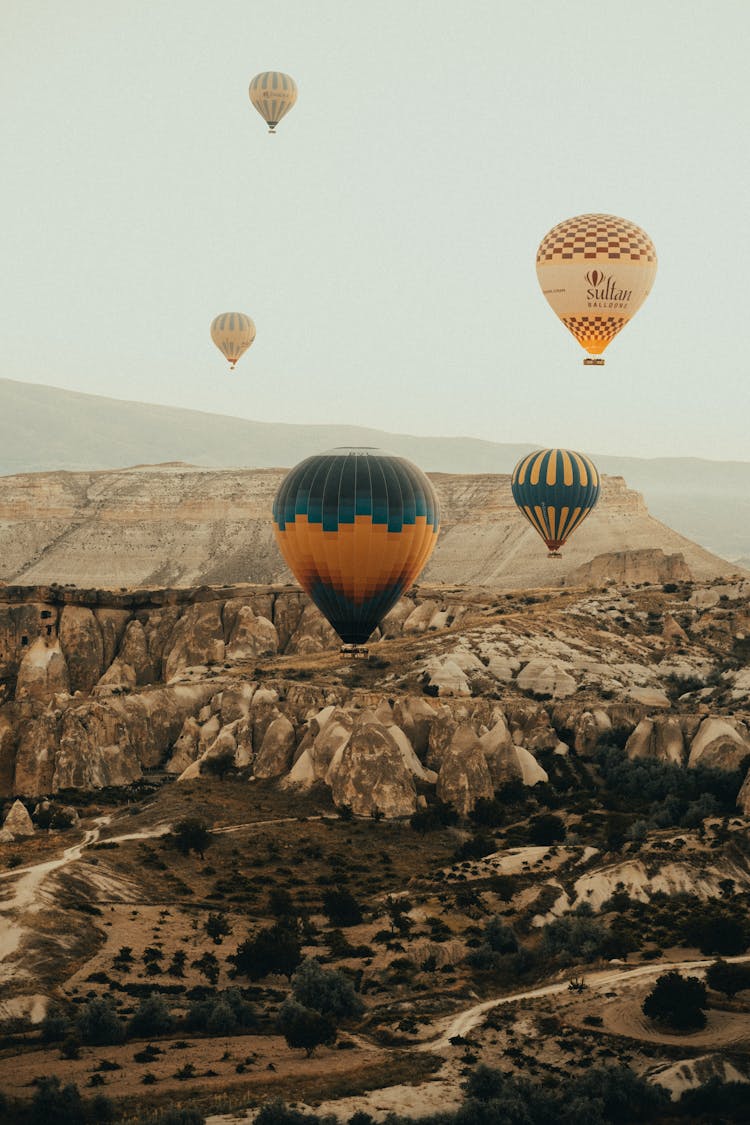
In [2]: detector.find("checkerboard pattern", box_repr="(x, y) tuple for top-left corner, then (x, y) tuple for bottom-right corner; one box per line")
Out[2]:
(537, 214), (657, 264)
(562, 314), (626, 347)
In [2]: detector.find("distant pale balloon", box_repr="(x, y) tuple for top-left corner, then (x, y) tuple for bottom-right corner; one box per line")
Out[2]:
(210, 312), (256, 370)
(511, 448), (601, 557)
(536, 214), (657, 365)
(249, 72), (298, 133)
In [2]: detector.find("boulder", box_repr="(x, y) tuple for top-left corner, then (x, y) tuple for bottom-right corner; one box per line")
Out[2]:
(628, 686), (670, 709)
(163, 603), (225, 681)
(625, 717), (685, 765)
(423, 657), (471, 696)
(436, 724), (494, 815)
(59, 607), (104, 694)
(515, 747), (549, 786)
(516, 658), (577, 700)
(96, 658), (137, 692)
(2, 798), (34, 837)
(688, 717), (750, 771)
(15, 638), (70, 702)
(309, 709), (354, 780)
(480, 717), (522, 787)
(117, 619), (154, 684)
(219, 682), (257, 725)
(573, 709), (612, 757)
(330, 720), (417, 818)
(166, 716), (202, 774)
(392, 696), (437, 758)
(286, 604), (338, 654)
(254, 715), (296, 778)
(226, 606), (279, 661)
(662, 615), (689, 645)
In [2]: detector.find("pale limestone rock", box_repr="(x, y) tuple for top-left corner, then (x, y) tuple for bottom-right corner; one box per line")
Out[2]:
(94, 608), (131, 669)
(565, 549), (692, 588)
(254, 715), (296, 778)
(163, 602), (225, 681)
(330, 721), (417, 818)
(426, 709), (458, 770)
(690, 588), (720, 609)
(515, 747), (549, 786)
(271, 596), (306, 651)
(507, 704), (559, 753)
(424, 657), (471, 696)
(379, 598), (416, 638)
(286, 603), (337, 654)
(59, 606), (104, 694)
(688, 717), (750, 771)
(573, 710), (611, 757)
(436, 725), (494, 815)
(219, 682), (257, 725)
(198, 714), (222, 755)
(385, 723), (434, 782)
(628, 686), (670, 708)
(516, 658), (577, 700)
(117, 619), (153, 684)
(392, 695), (437, 758)
(226, 606), (279, 661)
(286, 748), (316, 786)
(662, 615), (689, 644)
(479, 717), (521, 787)
(486, 654), (520, 682)
(96, 659), (136, 692)
(14, 713), (60, 795)
(15, 638), (70, 702)
(166, 716), (202, 773)
(738, 769), (750, 814)
(403, 600), (440, 634)
(0, 712), (17, 798)
(2, 798), (34, 837)
(55, 703), (142, 790)
(625, 717), (685, 765)
(310, 710), (354, 780)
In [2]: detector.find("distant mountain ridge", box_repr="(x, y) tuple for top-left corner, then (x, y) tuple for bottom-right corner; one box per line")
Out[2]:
(1, 377), (748, 562)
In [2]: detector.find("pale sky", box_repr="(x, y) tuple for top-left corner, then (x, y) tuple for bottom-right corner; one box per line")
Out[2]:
(2, 0), (749, 461)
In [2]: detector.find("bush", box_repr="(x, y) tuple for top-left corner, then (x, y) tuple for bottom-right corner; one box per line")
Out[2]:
(322, 887), (363, 927)
(705, 959), (750, 999)
(231, 923), (301, 980)
(642, 971), (707, 1031)
(528, 814), (566, 846)
(172, 818), (212, 858)
(41, 1005), (72, 1043)
(291, 958), (364, 1021)
(277, 1000), (336, 1056)
(29, 1077), (85, 1125)
(127, 995), (175, 1039)
(75, 999), (126, 1046)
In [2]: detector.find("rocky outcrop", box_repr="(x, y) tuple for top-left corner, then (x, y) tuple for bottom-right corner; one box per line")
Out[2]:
(330, 720), (417, 818)
(59, 607), (105, 693)
(1, 798), (34, 839)
(163, 602), (225, 681)
(516, 658), (577, 700)
(15, 638), (69, 701)
(254, 715), (296, 779)
(225, 605), (278, 661)
(564, 549), (693, 588)
(436, 725), (494, 815)
(688, 718), (750, 771)
(625, 716), (685, 764)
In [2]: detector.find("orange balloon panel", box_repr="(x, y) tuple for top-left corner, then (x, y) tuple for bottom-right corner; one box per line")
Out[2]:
(536, 214), (657, 363)
(272, 448), (440, 645)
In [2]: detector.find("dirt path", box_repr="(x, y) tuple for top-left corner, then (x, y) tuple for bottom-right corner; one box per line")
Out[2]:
(421, 954), (750, 1050)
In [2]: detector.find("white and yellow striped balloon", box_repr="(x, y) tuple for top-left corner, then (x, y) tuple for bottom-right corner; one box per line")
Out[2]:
(210, 312), (256, 370)
(249, 71), (298, 133)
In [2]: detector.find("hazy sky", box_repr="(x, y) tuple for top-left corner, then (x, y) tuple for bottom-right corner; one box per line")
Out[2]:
(2, 1), (749, 461)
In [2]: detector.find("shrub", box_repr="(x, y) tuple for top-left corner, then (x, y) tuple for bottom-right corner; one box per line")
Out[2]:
(705, 959), (750, 999)
(277, 1000), (336, 1056)
(642, 971), (707, 1031)
(127, 995), (175, 1039)
(322, 887), (363, 927)
(75, 999), (126, 1046)
(291, 958), (364, 1021)
(172, 818), (212, 858)
(231, 923), (301, 980)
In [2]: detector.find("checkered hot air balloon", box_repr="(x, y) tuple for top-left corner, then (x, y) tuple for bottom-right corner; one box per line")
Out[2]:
(210, 312), (256, 371)
(511, 448), (601, 558)
(536, 214), (657, 365)
(249, 71), (298, 134)
(273, 448), (440, 645)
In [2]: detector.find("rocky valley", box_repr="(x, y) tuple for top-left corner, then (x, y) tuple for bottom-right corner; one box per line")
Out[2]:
(0, 571), (749, 1123)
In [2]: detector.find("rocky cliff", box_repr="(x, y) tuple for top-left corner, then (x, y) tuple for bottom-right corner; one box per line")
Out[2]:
(0, 575), (748, 818)
(0, 464), (739, 590)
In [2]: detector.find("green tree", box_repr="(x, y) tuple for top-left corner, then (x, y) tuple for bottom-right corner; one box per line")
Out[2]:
(29, 1077), (85, 1125)
(322, 887), (363, 927)
(205, 912), (232, 945)
(75, 999), (126, 1046)
(192, 951), (220, 985)
(706, 959), (750, 999)
(231, 922), (301, 981)
(128, 995), (175, 1039)
(642, 971), (707, 1031)
(291, 957), (364, 1021)
(277, 999), (336, 1056)
(172, 818), (212, 859)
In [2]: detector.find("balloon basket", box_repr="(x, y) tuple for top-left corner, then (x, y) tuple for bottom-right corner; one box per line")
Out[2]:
(547, 551), (562, 559)
(340, 644), (369, 659)
(583, 357), (605, 366)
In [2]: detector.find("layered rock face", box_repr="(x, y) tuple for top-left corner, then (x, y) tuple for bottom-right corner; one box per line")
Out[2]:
(0, 575), (749, 817)
(0, 465), (737, 590)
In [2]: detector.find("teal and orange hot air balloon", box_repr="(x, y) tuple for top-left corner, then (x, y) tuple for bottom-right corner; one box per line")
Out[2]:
(272, 448), (440, 645)
(511, 448), (601, 558)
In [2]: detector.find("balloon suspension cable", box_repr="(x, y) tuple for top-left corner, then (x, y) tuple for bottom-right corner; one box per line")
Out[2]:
(583, 357), (605, 366)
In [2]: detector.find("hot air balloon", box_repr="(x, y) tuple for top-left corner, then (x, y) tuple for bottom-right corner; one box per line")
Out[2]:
(536, 214), (657, 365)
(273, 448), (440, 645)
(249, 71), (298, 133)
(511, 448), (600, 558)
(210, 312), (256, 370)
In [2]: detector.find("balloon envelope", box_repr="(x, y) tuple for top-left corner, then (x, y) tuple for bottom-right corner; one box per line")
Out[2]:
(210, 312), (256, 369)
(273, 447), (440, 644)
(249, 71), (298, 132)
(536, 214), (657, 364)
(511, 448), (601, 555)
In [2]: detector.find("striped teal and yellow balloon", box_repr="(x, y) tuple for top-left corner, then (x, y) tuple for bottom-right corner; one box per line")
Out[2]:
(273, 448), (440, 645)
(249, 71), (298, 133)
(511, 448), (601, 557)
(210, 312), (256, 370)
